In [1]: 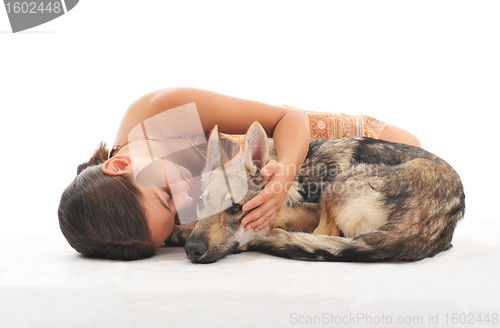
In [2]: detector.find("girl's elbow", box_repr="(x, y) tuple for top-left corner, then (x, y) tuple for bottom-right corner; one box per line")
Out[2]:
(379, 125), (421, 147)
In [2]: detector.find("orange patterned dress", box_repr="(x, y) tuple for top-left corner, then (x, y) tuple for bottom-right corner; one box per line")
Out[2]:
(219, 105), (387, 151)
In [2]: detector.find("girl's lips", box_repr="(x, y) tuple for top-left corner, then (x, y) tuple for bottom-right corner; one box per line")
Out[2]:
(182, 178), (193, 192)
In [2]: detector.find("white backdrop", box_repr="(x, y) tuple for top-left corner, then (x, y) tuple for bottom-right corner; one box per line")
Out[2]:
(1, 1), (499, 327)
(1, 0), (497, 241)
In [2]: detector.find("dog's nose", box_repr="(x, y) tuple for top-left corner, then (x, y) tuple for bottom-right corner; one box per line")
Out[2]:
(184, 240), (208, 261)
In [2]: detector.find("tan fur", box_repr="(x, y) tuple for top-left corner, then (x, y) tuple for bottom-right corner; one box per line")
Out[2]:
(270, 203), (320, 233)
(312, 198), (342, 237)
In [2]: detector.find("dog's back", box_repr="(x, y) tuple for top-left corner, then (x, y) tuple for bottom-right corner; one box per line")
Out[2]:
(246, 137), (465, 262)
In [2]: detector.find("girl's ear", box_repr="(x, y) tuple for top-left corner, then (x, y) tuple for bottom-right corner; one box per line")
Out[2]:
(243, 122), (270, 175)
(101, 155), (133, 175)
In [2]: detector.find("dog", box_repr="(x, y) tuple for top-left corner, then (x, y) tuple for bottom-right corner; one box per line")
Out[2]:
(166, 122), (465, 263)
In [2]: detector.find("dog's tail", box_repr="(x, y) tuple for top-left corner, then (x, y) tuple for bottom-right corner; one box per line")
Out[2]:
(246, 219), (458, 262)
(247, 174), (465, 262)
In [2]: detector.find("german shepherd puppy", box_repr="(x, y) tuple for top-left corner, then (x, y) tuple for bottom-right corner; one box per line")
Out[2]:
(167, 122), (465, 263)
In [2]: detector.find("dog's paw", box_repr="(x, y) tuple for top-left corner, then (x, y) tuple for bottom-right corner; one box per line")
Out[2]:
(164, 222), (197, 246)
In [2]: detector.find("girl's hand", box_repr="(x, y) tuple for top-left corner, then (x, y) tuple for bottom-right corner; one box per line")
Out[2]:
(241, 160), (295, 231)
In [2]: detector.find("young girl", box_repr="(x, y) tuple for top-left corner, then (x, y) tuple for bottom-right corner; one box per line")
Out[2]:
(58, 87), (420, 260)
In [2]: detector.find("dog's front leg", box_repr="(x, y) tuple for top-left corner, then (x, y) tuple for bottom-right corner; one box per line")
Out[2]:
(236, 227), (287, 253)
(312, 195), (342, 237)
(164, 221), (197, 247)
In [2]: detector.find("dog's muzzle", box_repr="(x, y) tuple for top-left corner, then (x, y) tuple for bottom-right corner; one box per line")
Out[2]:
(184, 239), (208, 262)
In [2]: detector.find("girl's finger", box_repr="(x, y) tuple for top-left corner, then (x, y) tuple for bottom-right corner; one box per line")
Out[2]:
(248, 203), (281, 230)
(243, 205), (273, 229)
(254, 212), (278, 231)
(261, 160), (280, 177)
(243, 200), (280, 229)
(242, 185), (274, 211)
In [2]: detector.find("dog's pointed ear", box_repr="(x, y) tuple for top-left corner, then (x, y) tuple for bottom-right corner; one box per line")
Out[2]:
(203, 125), (231, 173)
(243, 122), (270, 175)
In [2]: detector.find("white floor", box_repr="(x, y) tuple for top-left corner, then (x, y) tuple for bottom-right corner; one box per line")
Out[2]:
(1, 215), (498, 328)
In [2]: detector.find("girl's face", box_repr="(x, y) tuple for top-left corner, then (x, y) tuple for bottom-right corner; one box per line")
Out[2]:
(135, 161), (194, 247)
(102, 155), (194, 247)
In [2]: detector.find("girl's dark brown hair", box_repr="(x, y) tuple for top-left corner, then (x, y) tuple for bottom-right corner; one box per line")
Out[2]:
(58, 142), (156, 260)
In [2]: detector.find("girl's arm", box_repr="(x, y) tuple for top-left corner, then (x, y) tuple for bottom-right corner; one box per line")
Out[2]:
(378, 125), (420, 147)
(117, 87), (310, 231)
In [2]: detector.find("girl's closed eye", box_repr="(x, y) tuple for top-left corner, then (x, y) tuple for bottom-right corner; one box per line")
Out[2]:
(163, 188), (172, 200)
